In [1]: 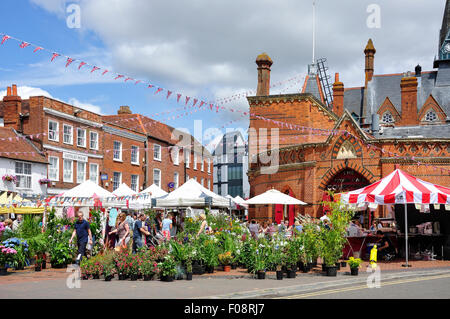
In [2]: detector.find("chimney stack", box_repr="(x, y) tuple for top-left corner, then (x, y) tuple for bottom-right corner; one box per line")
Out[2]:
(2, 84), (22, 131)
(255, 53), (273, 96)
(364, 39), (376, 86)
(118, 105), (132, 114)
(398, 76), (418, 126)
(332, 73), (344, 117)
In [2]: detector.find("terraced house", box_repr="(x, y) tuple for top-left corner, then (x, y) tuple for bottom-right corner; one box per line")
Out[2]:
(0, 92), (212, 198)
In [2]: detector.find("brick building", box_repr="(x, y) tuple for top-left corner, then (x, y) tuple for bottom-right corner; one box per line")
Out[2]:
(247, 6), (450, 224)
(0, 92), (212, 196)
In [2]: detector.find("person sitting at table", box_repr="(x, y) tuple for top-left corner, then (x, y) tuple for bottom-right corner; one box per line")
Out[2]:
(375, 230), (396, 261)
(348, 220), (363, 237)
(370, 222), (377, 232)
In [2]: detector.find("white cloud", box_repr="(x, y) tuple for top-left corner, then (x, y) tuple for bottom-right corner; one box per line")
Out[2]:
(0, 86), (53, 99)
(67, 97), (102, 114)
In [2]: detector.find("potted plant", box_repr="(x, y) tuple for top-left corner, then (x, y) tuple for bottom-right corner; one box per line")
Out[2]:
(203, 240), (218, 273)
(35, 255), (44, 272)
(49, 241), (74, 268)
(38, 178), (51, 185)
(114, 252), (131, 280)
(102, 258), (116, 281)
(253, 250), (266, 279)
(185, 257), (193, 281)
(129, 255), (141, 281)
(159, 255), (177, 282)
(91, 258), (103, 279)
(2, 174), (17, 183)
(271, 242), (286, 280)
(218, 251), (233, 272)
(139, 253), (158, 281)
(347, 257), (362, 276)
(80, 259), (91, 280)
(0, 244), (17, 275)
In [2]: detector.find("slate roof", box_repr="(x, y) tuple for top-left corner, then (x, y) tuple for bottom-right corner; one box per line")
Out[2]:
(374, 124), (450, 139)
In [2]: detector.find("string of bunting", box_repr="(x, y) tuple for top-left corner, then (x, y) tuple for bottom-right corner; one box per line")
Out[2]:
(1, 33), (448, 174)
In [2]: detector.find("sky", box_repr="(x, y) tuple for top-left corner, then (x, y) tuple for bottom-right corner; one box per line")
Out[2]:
(0, 0), (446, 150)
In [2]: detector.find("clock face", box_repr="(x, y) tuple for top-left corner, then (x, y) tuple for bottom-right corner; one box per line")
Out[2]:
(445, 43), (450, 53)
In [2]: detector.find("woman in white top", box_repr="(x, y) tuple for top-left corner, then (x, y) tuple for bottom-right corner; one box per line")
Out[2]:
(196, 213), (210, 238)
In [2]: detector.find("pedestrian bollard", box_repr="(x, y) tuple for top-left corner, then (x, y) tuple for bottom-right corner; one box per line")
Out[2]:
(370, 244), (377, 269)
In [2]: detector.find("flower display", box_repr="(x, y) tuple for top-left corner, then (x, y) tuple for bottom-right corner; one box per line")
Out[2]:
(2, 174), (17, 183)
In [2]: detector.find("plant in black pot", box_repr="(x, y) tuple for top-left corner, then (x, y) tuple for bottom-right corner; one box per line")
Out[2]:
(271, 240), (286, 280)
(35, 255), (44, 272)
(102, 251), (116, 282)
(347, 257), (362, 276)
(159, 255), (177, 282)
(252, 244), (268, 280)
(80, 258), (91, 280)
(203, 239), (218, 274)
(129, 255), (141, 281)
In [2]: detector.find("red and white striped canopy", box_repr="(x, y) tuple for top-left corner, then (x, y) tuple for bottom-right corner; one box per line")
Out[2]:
(340, 169), (450, 205)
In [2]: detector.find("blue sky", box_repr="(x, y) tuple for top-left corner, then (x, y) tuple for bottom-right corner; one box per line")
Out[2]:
(0, 0), (446, 149)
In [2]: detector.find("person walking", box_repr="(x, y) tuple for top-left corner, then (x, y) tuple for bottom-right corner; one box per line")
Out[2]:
(109, 212), (130, 252)
(196, 213), (210, 238)
(161, 213), (173, 241)
(132, 213), (150, 253)
(69, 211), (93, 265)
(12, 214), (23, 231)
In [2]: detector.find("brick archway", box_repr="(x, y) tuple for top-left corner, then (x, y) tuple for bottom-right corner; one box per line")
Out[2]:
(319, 164), (375, 191)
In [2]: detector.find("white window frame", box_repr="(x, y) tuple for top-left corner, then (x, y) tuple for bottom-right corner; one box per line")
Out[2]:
(48, 156), (59, 181)
(15, 161), (32, 189)
(172, 147), (179, 166)
(131, 145), (139, 165)
(131, 174), (139, 192)
(207, 158), (211, 173)
(185, 150), (190, 168)
(201, 178), (204, 187)
(63, 124), (73, 145)
(76, 161), (86, 184)
(113, 172), (122, 191)
(113, 141), (122, 162)
(201, 157), (204, 171)
(174, 172), (179, 189)
(425, 110), (438, 122)
(193, 154), (198, 170)
(90, 131), (98, 150)
(154, 144), (162, 161)
(153, 168), (161, 188)
(63, 159), (73, 183)
(48, 120), (59, 142)
(77, 128), (86, 148)
(89, 163), (99, 184)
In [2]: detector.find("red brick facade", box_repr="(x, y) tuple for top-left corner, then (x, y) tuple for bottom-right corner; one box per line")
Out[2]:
(247, 48), (450, 223)
(0, 91), (213, 195)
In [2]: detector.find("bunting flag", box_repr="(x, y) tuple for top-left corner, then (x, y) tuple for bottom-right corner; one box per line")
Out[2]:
(193, 98), (198, 107)
(124, 77), (133, 82)
(50, 53), (60, 62)
(102, 69), (109, 75)
(155, 87), (163, 95)
(114, 74), (124, 80)
(19, 41), (30, 49)
(65, 58), (74, 67)
(1, 35), (10, 45)
(78, 61), (87, 69)
(185, 96), (191, 105)
(33, 46), (43, 53)
(148, 84), (154, 89)
(166, 90), (172, 99)
(91, 66), (100, 73)
(177, 93), (182, 103)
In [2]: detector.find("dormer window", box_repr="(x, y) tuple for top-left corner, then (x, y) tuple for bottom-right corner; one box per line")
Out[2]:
(382, 112), (394, 124)
(424, 110), (437, 122)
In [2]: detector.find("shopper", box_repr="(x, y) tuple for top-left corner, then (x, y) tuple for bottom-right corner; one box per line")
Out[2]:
(109, 212), (130, 252)
(161, 213), (173, 241)
(132, 213), (150, 253)
(12, 214), (23, 231)
(196, 213), (210, 238)
(248, 219), (259, 239)
(294, 220), (303, 233)
(69, 211), (93, 265)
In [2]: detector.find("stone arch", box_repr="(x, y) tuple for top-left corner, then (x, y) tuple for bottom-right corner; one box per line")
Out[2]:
(331, 135), (363, 159)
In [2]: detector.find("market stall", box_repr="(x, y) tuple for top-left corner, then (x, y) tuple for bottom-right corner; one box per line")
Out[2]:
(340, 168), (450, 265)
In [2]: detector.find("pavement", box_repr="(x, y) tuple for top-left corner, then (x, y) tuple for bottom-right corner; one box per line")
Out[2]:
(1, 259), (449, 299)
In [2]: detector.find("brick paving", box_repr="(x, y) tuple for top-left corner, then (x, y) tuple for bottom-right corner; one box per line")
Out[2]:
(1, 259), (449, 284)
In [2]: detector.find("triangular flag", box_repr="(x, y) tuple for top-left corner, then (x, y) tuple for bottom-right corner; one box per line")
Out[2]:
(19, 42), (30, 49)
(177, 94), (182, 103)
(78, 61), (87, 69)
(192, 99), (198, 107)
(155, 87), (163, 95)
(33, 46), (43, 53)
(166, 90), (172, 99)
(91, 66), (100, 73)
(185, 96), (191, 105)
(114, 74), (124, 80)
(65, 58), (74, 67)
(102, 69), (109, 75)
(51, 53), (60, 62)
(1, 35), (11, 45)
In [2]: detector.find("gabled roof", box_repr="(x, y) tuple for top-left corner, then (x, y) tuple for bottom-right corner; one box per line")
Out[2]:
(0, 127), (47, 164)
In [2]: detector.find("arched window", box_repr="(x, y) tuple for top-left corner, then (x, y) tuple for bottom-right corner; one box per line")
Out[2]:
(424, 110), (437, 122)
(381, 112), (394, 123)
(336, 140), (357, 159)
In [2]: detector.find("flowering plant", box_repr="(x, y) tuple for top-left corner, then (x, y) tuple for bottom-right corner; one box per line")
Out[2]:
(158, 255), (177, 277)
(38, 178), (51, 185)
(3, 238), (29, 268)
(139, 256), (159, 276)
(0, 244), (17, 267)
(129, 255), (142, 276)
(0, 222), (5, 238)
(114, 251), (132, 275)
(218, 251), (233, 266)
(2, 174), (17, 183)
(347, 257), (363, 269)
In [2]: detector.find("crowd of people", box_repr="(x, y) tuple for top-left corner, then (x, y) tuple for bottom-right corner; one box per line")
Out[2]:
(244, 218), (306, 240)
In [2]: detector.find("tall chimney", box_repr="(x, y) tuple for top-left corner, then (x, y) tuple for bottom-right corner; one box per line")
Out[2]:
(2, 84), (22, 131)
(255, 53), (273, 96)
(332, 73), (344, 117)
(398, 76), (418, 126)
(364, 39), (376, 86)
(118, 105), (132, 114)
